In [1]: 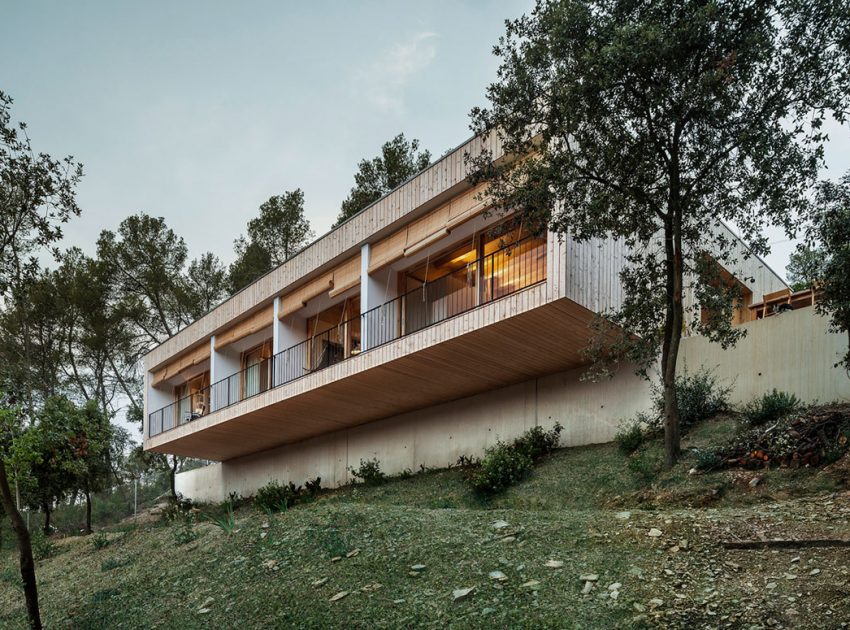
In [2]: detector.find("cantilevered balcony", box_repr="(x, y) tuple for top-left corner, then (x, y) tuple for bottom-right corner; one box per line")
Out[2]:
(148, 235), (547, 440)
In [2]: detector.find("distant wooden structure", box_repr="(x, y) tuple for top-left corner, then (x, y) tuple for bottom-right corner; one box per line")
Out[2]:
(749, 287), (816, 320)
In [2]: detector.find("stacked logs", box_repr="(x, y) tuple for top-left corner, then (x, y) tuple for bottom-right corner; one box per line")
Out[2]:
(723, 405), (849, 470)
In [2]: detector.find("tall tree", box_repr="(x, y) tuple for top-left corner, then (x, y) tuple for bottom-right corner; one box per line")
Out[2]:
(184, 252), (228, 318)
(0, 89), (82, 630)
(796, 173), (850, 374)
(228, 190), (313, 292)
(469, 0), (850, 468)
(335, 134), (431, 226)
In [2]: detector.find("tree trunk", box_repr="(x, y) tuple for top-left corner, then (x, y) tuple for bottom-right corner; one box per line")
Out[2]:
(41, 502), (50, 536)
(0, 461), (42, 630)
(84, 487), (92, 535)
(169, 455), (179, 500)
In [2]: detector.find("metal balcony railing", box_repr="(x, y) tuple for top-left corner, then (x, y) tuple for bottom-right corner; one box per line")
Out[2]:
(148, 234), (546, 437)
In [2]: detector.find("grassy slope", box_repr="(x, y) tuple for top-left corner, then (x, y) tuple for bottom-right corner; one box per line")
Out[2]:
(2, 416), (849, 629)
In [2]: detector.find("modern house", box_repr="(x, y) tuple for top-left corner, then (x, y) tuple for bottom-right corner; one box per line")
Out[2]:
(142, 132), (845, 502)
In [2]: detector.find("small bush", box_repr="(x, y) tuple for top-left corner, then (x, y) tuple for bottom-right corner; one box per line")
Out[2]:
(694, 448), (724, 471)
(651, 368), (732, 431)
(173, 520), (199, 545)
(742, 389), (801, 426)
(30, 531), (55, 561)
(615, 420), (645, 455)
(628, 450), (661, 481)
(255, 480), (302, 512)
(351, 458), (386, 486)
(162, 494), (195, 523)
(514, 423), (563, 460)
(90, 533), (109, 550)
(468, 441), (534, 496)
(208, 502), (236, 535)
(304, 477), (323, 497)
(100, 557), (128, 572)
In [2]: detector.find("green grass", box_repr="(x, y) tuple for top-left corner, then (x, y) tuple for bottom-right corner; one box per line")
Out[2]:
(2, 413), (848, 628)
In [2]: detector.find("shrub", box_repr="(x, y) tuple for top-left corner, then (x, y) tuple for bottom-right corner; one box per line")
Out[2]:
(615, 420), (645, 455)
(514, 423), (563, 460)
(651, 367), (732, 431)
(628, 450), (661, 481)
(208, 501), (236, 535)
(742, 389), (801, 426)
(30, 530), (55, 560)
(100, 557), (128, 572)
(304, 477), (323, 497)
(351, 458), (386, 486)
(468, 441), (534, 496)
(694, 448), (724, 471)
(90, 533), (109, 550)
(162, 494), (195, 523)
(255, 480), (301, 513)
(173, 520), (199, 545)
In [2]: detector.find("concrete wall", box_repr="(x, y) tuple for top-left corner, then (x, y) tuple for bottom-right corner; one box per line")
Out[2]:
(176, 307), (849, 503)
(176, 362), (651, 503)
(680, 307), (849, 406)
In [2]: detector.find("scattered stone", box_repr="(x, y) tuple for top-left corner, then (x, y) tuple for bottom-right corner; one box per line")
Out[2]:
(766, 582), (778, 590)
(749, 476), (763, 487)
(492, 520), (510, 530)
(668, 545), (680, 553)
(262, 559), (278, 570)
(648, 598), (664, 608)
(581, 581), (594, 595)
(579, 573), (599, 582)
(453, 587), (475, 601)
(633, 603), (646, 612)
(410, 564), (426, 571)
(329, 591), (349, 602)
(260, 532), (267, 539)
(199, 597), (214, 609)
(261, 522), (270, 529)
(499, 536), (517, 543)
(311, 578), (328, 588)
(489, 570), (508, 582)
(482, 607), (496, 616)
(198, 608), (211, 615)
(615, 511), (632, 520)
(810, 568), (821, 576)
(791, 556), (801, 563)
(545, 560), (564, 569)
(408, 571), (421, 577)
(610, 590), (620, 600)
(608, 582), (622, 591)
(648, 528), (663, 538)
(679, 539), (689, 550)
(521, 580), (540, 589)
(331, 556), (342, 563)
(785, 574), (798, 580)
(688, 467), (698, 475)
(346, 549), (360, 558)
(393, 599), (405, 604)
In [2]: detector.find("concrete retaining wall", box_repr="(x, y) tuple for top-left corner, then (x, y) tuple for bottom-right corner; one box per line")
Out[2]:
(176, 307), (849, 503)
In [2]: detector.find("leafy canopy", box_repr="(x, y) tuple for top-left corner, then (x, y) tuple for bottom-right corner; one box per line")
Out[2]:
(335, 134), (431, 226)
(469, 0), (850, 465)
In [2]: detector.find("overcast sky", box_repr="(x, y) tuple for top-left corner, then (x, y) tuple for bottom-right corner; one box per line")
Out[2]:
(2, 0), (848, 280)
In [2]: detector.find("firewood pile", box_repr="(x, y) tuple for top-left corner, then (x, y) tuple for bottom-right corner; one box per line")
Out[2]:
(721, 404), (850, 470)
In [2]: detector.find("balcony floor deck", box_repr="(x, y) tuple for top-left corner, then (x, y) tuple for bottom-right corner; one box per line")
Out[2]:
(146, 291), (602, 461)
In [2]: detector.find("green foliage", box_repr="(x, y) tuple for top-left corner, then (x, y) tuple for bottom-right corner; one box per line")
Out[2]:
(351, 458), (387, 486)
(229, 189), (314, 292)
(30, 530), (55, 561)
(799, 173), (850, 372)
(514, 423), (563, 460)
(742, 389), (802, 427)
(99, 557), (128, 572)
(90, 533), (109, 550)
(255, 480), (302, 512)
(651, 368), (732, 431)
(615, 420), (646, 455)
(469, 0), (850, 466)
(336, 134), (431, 226)
(208, 502), (236, 535)
(173, 520), (199, 546)
(468, 442), (534, 496)
(694, 448), (724, 472)
(627, 450), (661, 482)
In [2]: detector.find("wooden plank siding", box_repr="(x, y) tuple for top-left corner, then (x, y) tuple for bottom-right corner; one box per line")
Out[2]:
(151, 343), (210, 386)
(144, 131), (504, 372)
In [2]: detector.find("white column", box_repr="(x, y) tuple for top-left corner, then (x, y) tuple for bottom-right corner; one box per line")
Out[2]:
(145, 370), (174, 437)
(210, 336), (241, 411)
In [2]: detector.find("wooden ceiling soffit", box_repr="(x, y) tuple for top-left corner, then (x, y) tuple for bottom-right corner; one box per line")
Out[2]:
(279, 272), (334, 319)
(368, 182), (491, 274)
(152, 343), (210, 386)
(214, 303), (274, 351)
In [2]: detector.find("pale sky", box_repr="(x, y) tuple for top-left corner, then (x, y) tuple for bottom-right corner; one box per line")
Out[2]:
(2, 0), (848, 281)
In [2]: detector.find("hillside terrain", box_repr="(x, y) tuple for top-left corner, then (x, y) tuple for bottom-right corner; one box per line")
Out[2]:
(2, 412), (850, 629)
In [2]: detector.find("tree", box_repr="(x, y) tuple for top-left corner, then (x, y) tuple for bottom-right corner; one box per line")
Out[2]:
(797, 173), (850, 373)
(786, 246), (824, 292)
(469, 0), (850, 468)
(228, 190), (313, 292)
(184, 252), (228, 319)
(335, 134), (431, 226)
(0, 90), (83, 630)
